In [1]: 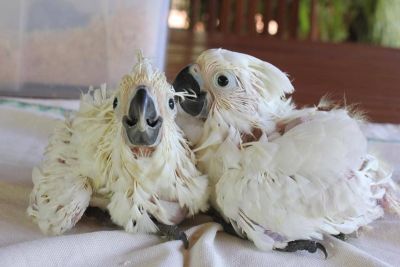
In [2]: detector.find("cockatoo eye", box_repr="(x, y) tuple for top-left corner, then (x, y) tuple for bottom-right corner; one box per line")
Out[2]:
(213, 71), (236, 89)
(217, 75), (229, 87)
(168, 98), (175, 109)
(113, 97), (118, 109)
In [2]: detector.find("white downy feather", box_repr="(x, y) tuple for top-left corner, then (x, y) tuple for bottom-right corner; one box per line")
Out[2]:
(200, 108), (396, 251)
(181, 48), (400, 251)
(28, 54), (209, 235)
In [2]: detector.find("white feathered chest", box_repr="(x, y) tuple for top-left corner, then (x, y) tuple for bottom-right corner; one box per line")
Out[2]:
(74, 95), (182, 200)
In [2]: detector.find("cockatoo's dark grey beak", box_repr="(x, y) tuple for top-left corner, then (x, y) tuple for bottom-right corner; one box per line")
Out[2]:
(123, 86), (163, 146)
(173, 65), (208, 118)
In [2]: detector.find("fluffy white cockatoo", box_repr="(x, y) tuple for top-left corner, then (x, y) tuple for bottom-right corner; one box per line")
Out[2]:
(27, 53), (209, 247)
(172, 48), (400, 256)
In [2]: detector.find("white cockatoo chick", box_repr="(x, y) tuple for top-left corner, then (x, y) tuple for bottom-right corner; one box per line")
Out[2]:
(173, 48), (400, 256)
(27, 53), (209, 248)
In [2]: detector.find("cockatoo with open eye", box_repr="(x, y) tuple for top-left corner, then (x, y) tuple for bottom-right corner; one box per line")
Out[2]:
(27, 53), (209, 247)
(173, 48), (400, 255)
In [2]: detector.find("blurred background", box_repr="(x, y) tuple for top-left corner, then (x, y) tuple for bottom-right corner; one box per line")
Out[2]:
(168, 0), (400, 47)
(0, 0), (399, 122)
(0, 0), (170, 97)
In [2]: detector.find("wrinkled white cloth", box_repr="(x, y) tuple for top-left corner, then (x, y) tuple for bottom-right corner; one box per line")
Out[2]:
(0, 98), (399, 267)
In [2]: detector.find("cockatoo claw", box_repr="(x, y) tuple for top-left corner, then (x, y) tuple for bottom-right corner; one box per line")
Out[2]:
(84, 208), (189, 248)
(156, 223), (189, 249)
(275, 240), (328, 259)
(178, 230), (190, 249)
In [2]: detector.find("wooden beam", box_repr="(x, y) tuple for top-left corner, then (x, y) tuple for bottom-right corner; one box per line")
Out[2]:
(263, 0), (272, 35)
(309, 0), (318, 41)
(289, 0), (300, 39)
(207, 0), (218, 33)
(189, 0), (201, 31)
(277, 0), (287, 38)
(247, 0), (258, 35)
(220, 0), (231, 33)
(234, 0), (244, 34)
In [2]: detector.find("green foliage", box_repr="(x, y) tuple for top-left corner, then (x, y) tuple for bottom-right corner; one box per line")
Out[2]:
(372, 0), (400, 48)
(298, 0), (311, 39)
(298, 0), (400, 48)
(319, 0), (351, 42)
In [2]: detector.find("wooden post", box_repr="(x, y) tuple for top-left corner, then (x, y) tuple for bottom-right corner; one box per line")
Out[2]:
(309, 0), (318, 41)
(277, 0), (287, 39)
(247, 0), (258, 35)
(207, 0), (218, 33)
(189, 0), (201, 31)
(220, 0), (231, 33)
(289, 0), (300, 39)
(234, 0), (244, 34)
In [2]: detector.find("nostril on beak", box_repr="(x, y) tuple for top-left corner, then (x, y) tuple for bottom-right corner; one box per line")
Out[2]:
(123, 116), (137, 128)
(146, 118), (159, 127)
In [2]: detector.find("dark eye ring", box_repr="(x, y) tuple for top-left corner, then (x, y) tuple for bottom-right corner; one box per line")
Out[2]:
(217, 75), (229, 87)
(113, 97), (118, 109)
(168, 98), (175, 109)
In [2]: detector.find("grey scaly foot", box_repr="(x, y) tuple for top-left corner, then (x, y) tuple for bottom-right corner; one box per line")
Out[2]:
(156, 222), (189, 249)
(275, 240), (328, 258)
(206, 207), (243, 238)
(84, 206), (114, 226)
(84, 208), (189, 248)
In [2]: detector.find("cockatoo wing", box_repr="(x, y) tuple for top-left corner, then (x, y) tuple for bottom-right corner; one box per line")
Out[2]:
(216, 109), (393, 250)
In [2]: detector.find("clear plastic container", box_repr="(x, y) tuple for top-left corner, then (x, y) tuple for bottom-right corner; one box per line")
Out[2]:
(0, 0), (170, 98)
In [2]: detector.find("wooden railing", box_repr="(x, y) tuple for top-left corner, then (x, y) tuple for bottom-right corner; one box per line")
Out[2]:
(187, 0), (317, 40)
